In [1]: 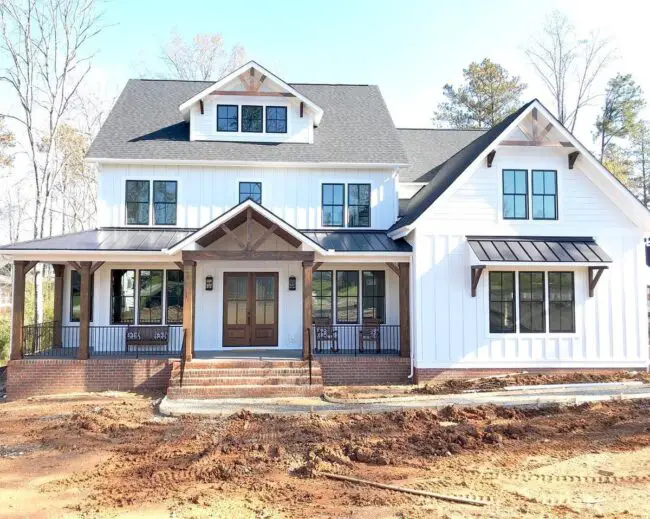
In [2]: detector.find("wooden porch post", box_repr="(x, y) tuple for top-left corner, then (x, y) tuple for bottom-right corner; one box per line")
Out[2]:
(78, 262), (92, 360)
(302, 260), (313, 359)
(52, 265), (65, 347)
(398, 262), (411, 358)
(10, 260), (27, 360)
(182, 260), (196, 362)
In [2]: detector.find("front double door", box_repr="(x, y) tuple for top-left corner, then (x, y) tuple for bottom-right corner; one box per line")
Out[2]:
(223, 272), (279, 347)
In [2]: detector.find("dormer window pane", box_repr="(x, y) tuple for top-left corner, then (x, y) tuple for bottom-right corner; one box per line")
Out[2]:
(266, 106), (287, 133)
(532, 170), (557, 220)
(322, 183), (344, 227)
(242, 105), (263, 133)
(348, 184), (371, 227)
(126, 180), (150, 225)
(153, 181), (177, 225)
(502, 169), (528, 220)
(217, 105), (238, 132)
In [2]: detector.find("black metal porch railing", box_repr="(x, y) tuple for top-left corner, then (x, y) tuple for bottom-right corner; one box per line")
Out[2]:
(312, 324), (400, 356)
(22, 323), (184, 359)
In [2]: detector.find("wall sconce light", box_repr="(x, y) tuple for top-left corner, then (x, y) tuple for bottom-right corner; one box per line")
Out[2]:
(205, 275), (214, 291)
(288, 275), (296, 291)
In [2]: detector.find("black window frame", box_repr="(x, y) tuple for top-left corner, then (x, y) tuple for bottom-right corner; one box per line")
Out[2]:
(518, 272), (545, 333)
(239, 181), (262, 204)
(548, 272), (575, 333)
(265, 106), (287, 134)
(336, 271), (359, 324)
(531, 169), (558, 220)
(216, 104), (238, 132)
(138, 269), (164, 325)
(489, 271), (516, 333)
(362, 271), (385, 323)
(348, 184), (371, 228)
(322, 183), (345, 227)
(110, 269), (136, 325)
(125, 180), (150, 225)
(241, 105), (263, 133)
(502, 169), (529, 220)
(165, 270), (184, 325)
(312, 270), (333, 323)
(152, 180), (177, 226)
(70, 270), (94, 323)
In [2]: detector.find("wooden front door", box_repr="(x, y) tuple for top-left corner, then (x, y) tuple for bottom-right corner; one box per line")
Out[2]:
(223, 272), (278, 347)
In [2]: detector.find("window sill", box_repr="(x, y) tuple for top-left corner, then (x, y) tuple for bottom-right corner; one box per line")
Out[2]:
(487, 332), (579, 339)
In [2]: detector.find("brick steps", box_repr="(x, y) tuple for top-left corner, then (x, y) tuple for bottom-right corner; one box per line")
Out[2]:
(167, 358), (323, 399)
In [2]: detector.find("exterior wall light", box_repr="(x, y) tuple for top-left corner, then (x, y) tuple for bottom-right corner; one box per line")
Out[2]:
(288, 275), (296, 291)
(205, 275), (214, 291)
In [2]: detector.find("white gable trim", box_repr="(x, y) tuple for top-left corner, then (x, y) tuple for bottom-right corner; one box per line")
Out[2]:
(178, 61), (324, 125)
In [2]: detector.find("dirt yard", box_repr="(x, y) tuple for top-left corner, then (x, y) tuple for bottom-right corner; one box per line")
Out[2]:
(0, 392), (650, 518)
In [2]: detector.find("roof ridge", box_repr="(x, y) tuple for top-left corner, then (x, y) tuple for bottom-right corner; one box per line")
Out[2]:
(397, 127), (487, 131)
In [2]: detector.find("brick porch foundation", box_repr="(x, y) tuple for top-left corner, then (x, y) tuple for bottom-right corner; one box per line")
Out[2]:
(317, 356), (411, 385)
(6, 359), (172, 401)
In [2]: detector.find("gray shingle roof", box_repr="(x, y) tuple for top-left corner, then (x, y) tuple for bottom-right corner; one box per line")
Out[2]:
(86, 80), (408, 165)
(397, 128), (486, 183)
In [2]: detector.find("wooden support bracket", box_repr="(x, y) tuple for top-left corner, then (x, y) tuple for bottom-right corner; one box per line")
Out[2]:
(588, 266), (607, 297)
(471, 265), (485, 297)
(568, 151), (579, 170)
(220, 223), (247, 250)
(250, 223), (278, 251)
(486, 150), (496, 168)
(199, 100), (204, 114)
(386, 262), (400, 276)
(90, 261), (105, 275)
(313, 262), (323, 271)
(24, 261), (38, 274)
(174, 262), (184, 270)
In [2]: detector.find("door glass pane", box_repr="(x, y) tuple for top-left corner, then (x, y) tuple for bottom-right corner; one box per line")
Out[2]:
(255, 276), (276, 325)
(226, 275), (248, 325)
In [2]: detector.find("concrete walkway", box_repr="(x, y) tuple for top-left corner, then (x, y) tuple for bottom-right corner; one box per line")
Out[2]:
(159, 381), (650, 417)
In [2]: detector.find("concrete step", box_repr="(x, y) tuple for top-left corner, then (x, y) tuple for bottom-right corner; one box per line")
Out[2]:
(171, 367), (322, 377)
(169, 375), (321, 387)
(166, 384), (324, 399)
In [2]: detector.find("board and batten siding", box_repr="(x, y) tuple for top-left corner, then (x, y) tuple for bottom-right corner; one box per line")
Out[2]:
(411, 146), (648, 369)
(98, 164), (398, 230)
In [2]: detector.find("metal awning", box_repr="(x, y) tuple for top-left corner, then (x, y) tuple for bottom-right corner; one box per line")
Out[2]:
(467, 236), (612, 264)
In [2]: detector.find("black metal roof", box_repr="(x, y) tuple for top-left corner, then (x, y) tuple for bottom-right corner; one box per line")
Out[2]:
(467, 236), (612, 263)
(297, 230), (411, 253)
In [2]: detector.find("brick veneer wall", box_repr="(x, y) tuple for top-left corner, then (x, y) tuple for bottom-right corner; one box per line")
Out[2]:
(413, 367), (641, 384)
(317, 356), (411, 385)
(7, 359), (172, 401)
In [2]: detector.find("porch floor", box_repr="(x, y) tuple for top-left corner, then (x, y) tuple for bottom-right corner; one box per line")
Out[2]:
(193, 349), (303, 360)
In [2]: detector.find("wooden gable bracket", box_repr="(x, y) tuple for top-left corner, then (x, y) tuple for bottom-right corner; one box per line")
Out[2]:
(588, 266), (608, 297)
(486, 150), (496, 168)
(199, 100), (204, 115)
(174, 262), (184, 270)
(89, 262), (105, 275)
(568, 151), (579, 170)
(471, 265), (485, 297)
(313, 262), (323, 271)
(386, 262), (400, 277)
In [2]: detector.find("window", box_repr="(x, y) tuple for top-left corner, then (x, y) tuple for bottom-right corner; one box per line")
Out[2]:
(532, 170), (558, 220)
(70, 270), (94, 322)
(519, 272), (545, 333)
(312, 271), (333, 322)
(502, 169), (528, 219)
(336, 271), (359, 324)
(166, 270), (184, 325)
(239, 182), (262, 204)
(362, 271), (385, 323)
(266, 106), (287, 133)
(322, 184), (344, 227)
(348, 184), (371, 227)
(489, 272), (516, 333)
(138, 270), (163, 325)
(125, 180), (150, 225)
(242, 105), (263, 133)
(217, 104), (238, 132)
(153, 181), (177, 225)
(110, 270), (135, 324)
(549, 272), (575, 332)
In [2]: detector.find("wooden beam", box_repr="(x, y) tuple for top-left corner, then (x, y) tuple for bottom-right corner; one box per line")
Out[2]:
(531, 108), (538, 141)
(486, 150), (496, 168)
(78, 262), (92, 360)
(300, 101), (304, 118)
(588, 266), (608, 297)
(183, 260), (196, 362)
(10, 261), (27, 360)
(539, 122), (554, 141)
(313, 262), (323, 271)
(174, 262), (184, 270)
(398, 263), (410, 358)
(568, 151), (580, 170)
(517, 123), (535, 141)
(500, 140), (574, 148)
(220, 223), (247, 250)
(24, 261), (37, 274)
(211, 90), (294, 97)
(182, 250), (315, 262)
(52, 265), (65, 347)
(302, 260), (313, 359)
(386, 263), (400, 276)
(67, 261), (82, 272)
(90, 261), (105, 275)
(250, 224), (278, 251)
(246, 207), (253, 250)
(471, 265), (485, 297)
(199, 100), (204, 114)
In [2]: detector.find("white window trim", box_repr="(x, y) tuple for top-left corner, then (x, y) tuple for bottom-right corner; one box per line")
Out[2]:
(320, 182), (373, 229)
(123, 178), (181, 228)
(497, 168), (562, 225)
(215, 101), (291, 137)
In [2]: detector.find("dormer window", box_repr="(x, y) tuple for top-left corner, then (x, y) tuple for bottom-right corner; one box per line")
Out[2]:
(242, 105), (263, 133)
(266, 106), (287, 133)
(217, 105), (238, 132)
(532, 170), (558, 220)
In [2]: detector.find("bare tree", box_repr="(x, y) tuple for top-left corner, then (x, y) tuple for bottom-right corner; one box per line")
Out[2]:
(158, 30), (245, 81)
(0, 178), (29, 244)
(525, 10), (615, 133)
(0, 117), (16, 167)
(0, 0), (105, 323)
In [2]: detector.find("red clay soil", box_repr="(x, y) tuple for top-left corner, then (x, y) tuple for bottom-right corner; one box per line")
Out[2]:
(1, 393), (650, 517)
